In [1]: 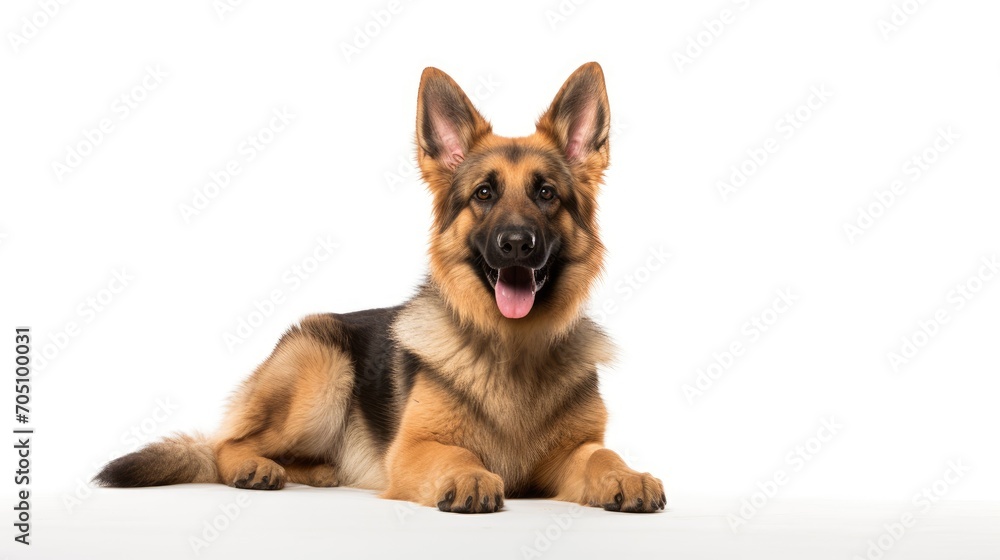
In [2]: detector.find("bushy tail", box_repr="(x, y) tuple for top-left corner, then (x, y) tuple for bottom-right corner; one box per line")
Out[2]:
(93, 433), (218, 487)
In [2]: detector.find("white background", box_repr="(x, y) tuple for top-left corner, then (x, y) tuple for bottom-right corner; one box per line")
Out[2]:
(1, 0), (999, 557)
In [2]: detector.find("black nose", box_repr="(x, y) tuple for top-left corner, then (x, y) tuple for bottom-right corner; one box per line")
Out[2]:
(497, 228), (535, 260)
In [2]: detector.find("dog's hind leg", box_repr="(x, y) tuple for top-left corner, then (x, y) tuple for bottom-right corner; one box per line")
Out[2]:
(215, 315), (356, 490)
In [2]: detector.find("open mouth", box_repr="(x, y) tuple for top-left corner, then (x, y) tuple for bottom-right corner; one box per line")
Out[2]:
(484, 264), (550, 319)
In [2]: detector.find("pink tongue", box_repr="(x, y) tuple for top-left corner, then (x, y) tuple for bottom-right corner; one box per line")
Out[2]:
(495, 267), (535, 319)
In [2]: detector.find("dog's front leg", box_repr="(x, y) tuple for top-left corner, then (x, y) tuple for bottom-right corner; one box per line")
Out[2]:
(381, 377), (504, 513)
(539, 442), (666, 513)
(382, 439), (504, 513)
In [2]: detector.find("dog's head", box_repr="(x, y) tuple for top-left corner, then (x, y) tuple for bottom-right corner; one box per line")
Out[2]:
(416, 63), (609, 336)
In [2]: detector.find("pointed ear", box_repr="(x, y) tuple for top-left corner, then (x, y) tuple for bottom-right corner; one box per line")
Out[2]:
(536, 62), (610, 167)
(416, 67), (491, 172)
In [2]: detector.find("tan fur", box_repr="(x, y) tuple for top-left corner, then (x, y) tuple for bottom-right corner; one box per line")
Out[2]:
(390, 290), (612, 491)
(425, 137), (606, 343)
(95, 62), (664, 513)
(213, 315), (375, 489)
(376, 63), (663, 512)
(383, 377), (505, 510)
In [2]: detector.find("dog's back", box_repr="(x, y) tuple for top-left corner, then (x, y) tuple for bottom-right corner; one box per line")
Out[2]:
(96, 63), (666, 514)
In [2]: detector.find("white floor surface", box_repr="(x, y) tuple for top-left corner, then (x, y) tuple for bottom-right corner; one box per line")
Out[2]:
(8, 485), (999, 559)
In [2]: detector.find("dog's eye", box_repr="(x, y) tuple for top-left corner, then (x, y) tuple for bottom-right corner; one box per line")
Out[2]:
(538, 185), (556, 201)
(474, 184), (492, 201)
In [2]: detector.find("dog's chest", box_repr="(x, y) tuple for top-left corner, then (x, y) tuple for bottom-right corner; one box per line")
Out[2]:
(445, 360), (591, 492)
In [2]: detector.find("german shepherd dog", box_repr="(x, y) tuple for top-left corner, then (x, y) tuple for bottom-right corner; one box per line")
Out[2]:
(96, 62), (665, 513)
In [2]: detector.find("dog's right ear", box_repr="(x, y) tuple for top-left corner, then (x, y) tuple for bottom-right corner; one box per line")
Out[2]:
(416, 67), (491, 173)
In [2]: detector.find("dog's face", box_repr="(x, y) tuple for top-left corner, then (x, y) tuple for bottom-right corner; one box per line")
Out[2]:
(416, 63), (610, 335)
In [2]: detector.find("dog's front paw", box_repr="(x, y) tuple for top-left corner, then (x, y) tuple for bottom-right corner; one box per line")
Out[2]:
(587, 470), (665, 513)
(434, 471), (504, 514)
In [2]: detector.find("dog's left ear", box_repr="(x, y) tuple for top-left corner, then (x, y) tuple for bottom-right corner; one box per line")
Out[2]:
(416, 67), (492, 172)
(536, 62), (611, 169)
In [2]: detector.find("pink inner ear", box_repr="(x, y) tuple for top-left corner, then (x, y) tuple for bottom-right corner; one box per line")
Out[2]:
(430, 111), (466, 170)
(565, 100), (597, 162)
